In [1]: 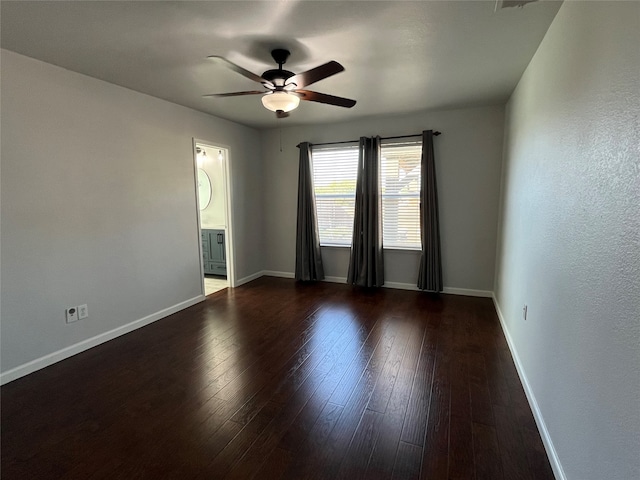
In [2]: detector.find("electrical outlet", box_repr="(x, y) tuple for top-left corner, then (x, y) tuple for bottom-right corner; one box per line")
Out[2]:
(78, 304), (88, 319)
(66, 307), (79, 323)
(523, 304), (528, 320)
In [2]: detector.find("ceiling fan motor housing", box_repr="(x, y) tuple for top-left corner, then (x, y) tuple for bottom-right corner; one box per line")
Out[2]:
(262, 69), (295, 87)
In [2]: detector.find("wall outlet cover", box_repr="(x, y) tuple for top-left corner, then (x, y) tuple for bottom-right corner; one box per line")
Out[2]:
(78, 304), (88, 319)
(66, 307), (78, 323)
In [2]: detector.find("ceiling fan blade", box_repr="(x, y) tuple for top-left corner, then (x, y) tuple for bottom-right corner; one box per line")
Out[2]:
(203, 90), (265, 98)
(294, 89), (356, 108)
(207, 56), (267, 85)
(288, 61), (344, 88)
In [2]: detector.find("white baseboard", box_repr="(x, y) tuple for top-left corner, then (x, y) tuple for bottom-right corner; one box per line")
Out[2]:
(262, 271), (492, 298)
(442, 286), (493, 297)
(236, 270), (268, 286)
(0, 295), (206, 385)
(492, 294), (566, 480)
(384, 282), (492, 297)
(323, 276), (347, 284)
(382, 281), (417, 291)
(262, 270), (295, 279)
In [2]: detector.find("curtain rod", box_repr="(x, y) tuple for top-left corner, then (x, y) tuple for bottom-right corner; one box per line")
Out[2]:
(297, 131), (441, 148)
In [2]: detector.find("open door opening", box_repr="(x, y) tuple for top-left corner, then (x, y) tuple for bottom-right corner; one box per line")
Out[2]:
(194, 140), (234, 296)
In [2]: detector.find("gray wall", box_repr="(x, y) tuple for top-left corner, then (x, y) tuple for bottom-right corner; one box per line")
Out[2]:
(1, 50), (263, 374)
(494, 2), (640, 479)
(261, 105), (505, 292)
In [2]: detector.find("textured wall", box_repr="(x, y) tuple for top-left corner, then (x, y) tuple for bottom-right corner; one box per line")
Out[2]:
(494, 2), (640, 479)
(1, 50), (263, 374)
(261, 105), (505, 291)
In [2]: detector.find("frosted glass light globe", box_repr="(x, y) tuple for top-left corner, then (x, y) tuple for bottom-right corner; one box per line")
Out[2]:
(261, 92), (300, 112)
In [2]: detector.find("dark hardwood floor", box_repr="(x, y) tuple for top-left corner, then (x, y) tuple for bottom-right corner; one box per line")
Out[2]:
(1, 277), (555, 479)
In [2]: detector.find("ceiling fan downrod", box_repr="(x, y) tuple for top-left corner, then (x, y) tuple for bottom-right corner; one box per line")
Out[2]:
(262, 49), (296, 87)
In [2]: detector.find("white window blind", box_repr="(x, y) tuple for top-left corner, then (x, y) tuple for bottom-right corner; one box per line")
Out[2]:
(311, 144), (359, 246)
(380, 142), (422, 249)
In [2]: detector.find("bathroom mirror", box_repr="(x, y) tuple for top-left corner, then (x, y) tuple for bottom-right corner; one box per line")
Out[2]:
(197, 168), (212, 210)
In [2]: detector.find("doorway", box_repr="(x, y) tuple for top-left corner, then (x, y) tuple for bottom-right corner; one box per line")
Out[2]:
(194, 140), (234, 296)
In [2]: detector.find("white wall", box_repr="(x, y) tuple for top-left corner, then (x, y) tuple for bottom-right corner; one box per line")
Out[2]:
(0, 50), (263, 377)
(261, 105), (504, 292)
(494, 2), (640, 479)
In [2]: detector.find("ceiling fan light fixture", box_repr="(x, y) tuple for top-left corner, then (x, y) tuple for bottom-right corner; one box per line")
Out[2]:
(261, 91), (300, 113)
(207, 51), (356, 116)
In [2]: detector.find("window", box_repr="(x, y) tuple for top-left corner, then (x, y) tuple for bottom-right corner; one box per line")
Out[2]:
(312, 144), (359, 246)
(380, 142), (422, 249)
(311, 140), (423, 249)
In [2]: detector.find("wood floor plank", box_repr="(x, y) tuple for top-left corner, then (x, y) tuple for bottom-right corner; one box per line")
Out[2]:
(472, 421), (505, 480)
(467, 350), (495, 426)
(484, 348), (512, 407)
(276, 320), (374, 451)
(250, 447), (292, 480)
(328, 321), (391, 406)
(448, 409), (475, 479)
(450, 343), (471, 422)
(420, 335), (452, 479)
(364, 316), (427, 479)
(224, 300), (389, 479)
(399, 327), (437, 446)
(493, 403), (533, 480)
(280, 402), (345, 479)
(392, 441), (422, 480)
(335, 408), (385, 480)
(228, 311), (352, 426)
(367, 318), (413, 413)
(223, 325), (368, 479)
(277, 313), (382, 454)
(0, 278), (555, 480)
(212, 305), (329, 401)
(198, 401), (281, 478)
(302, 325), (399, 479)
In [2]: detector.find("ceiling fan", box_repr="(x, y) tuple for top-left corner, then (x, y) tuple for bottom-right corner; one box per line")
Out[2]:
(204, 49), (356, 118)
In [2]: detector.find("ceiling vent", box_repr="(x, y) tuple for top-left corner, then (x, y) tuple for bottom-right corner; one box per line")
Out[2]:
(495, 0), (538, 10)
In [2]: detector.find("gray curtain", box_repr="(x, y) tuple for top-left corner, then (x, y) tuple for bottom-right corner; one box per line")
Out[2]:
(347, 137), (384, 287)
(295, 142), (325, 281)
(417, 130), (443, 292)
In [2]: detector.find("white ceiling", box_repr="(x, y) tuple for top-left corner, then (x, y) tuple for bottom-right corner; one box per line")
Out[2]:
(0, 1), (561, 129)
